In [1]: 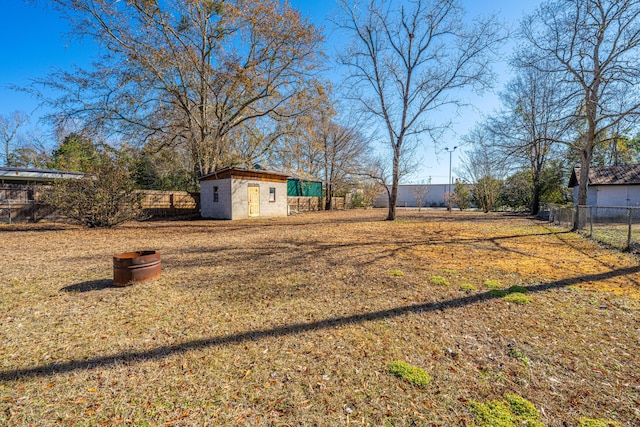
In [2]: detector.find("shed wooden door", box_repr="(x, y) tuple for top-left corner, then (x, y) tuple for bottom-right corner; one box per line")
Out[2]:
(248, 186), (260, 217)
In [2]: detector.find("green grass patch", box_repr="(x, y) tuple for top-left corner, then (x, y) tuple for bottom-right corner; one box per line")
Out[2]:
(429, 276), (449, 286)
(489, 289), (508, 297)
(577, 418), (622, 427)
(507, 348), (530, 367)
(503, 293), (532, 305)
(389, 269), (404, 277)
(460, 283), (476, 292)
(468, 394), (543, 427)
(387, 361), (432, 389)
(483, 279), (503, 289)
(489, 285), (530, 301)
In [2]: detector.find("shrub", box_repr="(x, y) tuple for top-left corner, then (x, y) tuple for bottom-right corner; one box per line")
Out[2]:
(389, 269), (404, 277)
(506, 285), (528, 294)
(429, 276), (449, 286)
(460, 283), (476, 292)
(45, 158), (142, 228)
(483, 280), (503, 289)
(451, 182), (472, 210)
(387, 361), (432, 389)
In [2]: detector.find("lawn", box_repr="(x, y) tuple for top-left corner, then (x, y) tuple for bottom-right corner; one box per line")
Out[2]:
(589, 223), (640, 253)
(1, 210), (639, 426)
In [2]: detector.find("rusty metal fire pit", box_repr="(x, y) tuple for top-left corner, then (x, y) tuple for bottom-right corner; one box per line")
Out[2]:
(113, 250), (161, 287)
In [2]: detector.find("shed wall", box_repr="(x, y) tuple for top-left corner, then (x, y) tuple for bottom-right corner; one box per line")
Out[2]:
(231, 178), (288, 220)
(200, 178), (232, 219)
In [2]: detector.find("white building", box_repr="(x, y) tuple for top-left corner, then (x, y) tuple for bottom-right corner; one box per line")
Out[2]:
(374, 184), (457, 208)
(198, 167), (289, 220)
(569, 165), (640, 207)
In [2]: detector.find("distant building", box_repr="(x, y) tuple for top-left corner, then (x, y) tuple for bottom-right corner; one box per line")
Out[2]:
(0, 167), (85, 223)
(0, 166), (84, 186)
(569, 165), (640, 206)
(374, 183), (461, 208)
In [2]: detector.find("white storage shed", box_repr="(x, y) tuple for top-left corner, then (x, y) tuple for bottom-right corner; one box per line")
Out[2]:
(198, 167), (290, 220)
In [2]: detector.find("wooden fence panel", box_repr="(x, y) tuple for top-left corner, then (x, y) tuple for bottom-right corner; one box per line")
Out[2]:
(138, 190), (199, 218)
(287, 196), (346, 214)
(0, 185), (201, 223)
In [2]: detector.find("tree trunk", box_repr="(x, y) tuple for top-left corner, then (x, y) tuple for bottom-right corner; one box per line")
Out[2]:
(573, 148), (592, 230)
(325, 183), (333, 210)
(530, 173), (542, 216)
(387, 148), (400, 220)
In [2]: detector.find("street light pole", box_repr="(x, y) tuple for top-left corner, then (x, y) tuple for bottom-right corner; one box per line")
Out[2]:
(445, 146), (457, 211)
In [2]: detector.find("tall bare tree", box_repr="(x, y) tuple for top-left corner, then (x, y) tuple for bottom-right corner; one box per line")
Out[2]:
(520, 0), (640, 228)
(320, 120), (370, 210)
(336, 0), (504, 220)
(458, 146), (507, 213)
(0, 111), (29, 167)
(35, 0), (324, 177)
(485, 65), (569, 215)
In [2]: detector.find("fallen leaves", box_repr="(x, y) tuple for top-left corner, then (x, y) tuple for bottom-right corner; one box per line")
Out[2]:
(0, 210), (639, 425)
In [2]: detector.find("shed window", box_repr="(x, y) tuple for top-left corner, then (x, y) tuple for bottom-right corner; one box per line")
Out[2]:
(213, 186), (219, 202)
(269, 187), (276, 202)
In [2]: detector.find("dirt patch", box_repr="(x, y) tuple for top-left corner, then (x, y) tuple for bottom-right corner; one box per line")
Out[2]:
(1, 210), (638, 425)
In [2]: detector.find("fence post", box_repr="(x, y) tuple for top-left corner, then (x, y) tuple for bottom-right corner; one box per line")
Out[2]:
(571, 206), (575, 228)
(589, 206), (593, 236)
(7, 199), (11, 225)
(627, 207), (633, 251)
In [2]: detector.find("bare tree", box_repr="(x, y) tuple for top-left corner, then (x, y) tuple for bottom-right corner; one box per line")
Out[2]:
(520, 0), (640, 228)
(351, 156), (388, 208)
(336, 0), (504, 220)
(35, 0), (324, 177)
(484, 64), (569, 215)
(410, 184), (430, 211)
(0, 111), (29, 167)
(320, 121), (370, 210)
(10, 129), (51, 168)
(459, 132), (508, 212)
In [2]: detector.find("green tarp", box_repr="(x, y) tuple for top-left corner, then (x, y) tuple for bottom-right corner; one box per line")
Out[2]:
(287, 179), (322, 197)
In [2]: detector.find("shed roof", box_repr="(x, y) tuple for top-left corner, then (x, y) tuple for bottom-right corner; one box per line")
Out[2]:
(0, 166), (84, 182)
(198, 167), (290, 182)
(569, 165), (640, 187)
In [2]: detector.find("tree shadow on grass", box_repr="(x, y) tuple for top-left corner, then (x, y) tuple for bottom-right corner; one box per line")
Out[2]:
(60, 279), (114, 293)
(4, 265), (639, 382)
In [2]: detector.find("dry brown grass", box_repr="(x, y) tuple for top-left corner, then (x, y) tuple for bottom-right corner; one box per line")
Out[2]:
(0, 209), (639, 426)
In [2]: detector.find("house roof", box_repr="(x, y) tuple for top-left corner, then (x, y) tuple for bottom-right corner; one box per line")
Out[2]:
(569, 165), (640, 187)
(198, 167), (290, 182)
(0, 166), (85, 182)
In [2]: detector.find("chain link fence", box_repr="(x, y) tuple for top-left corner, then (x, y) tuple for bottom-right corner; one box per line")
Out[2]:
(542, 204), (640, 252)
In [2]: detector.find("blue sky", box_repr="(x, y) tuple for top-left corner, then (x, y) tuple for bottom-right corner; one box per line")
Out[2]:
(0, 0), (542, 183)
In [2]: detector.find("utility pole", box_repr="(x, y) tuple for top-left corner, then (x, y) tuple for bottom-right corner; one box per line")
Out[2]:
(445, 146), (457, 211)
